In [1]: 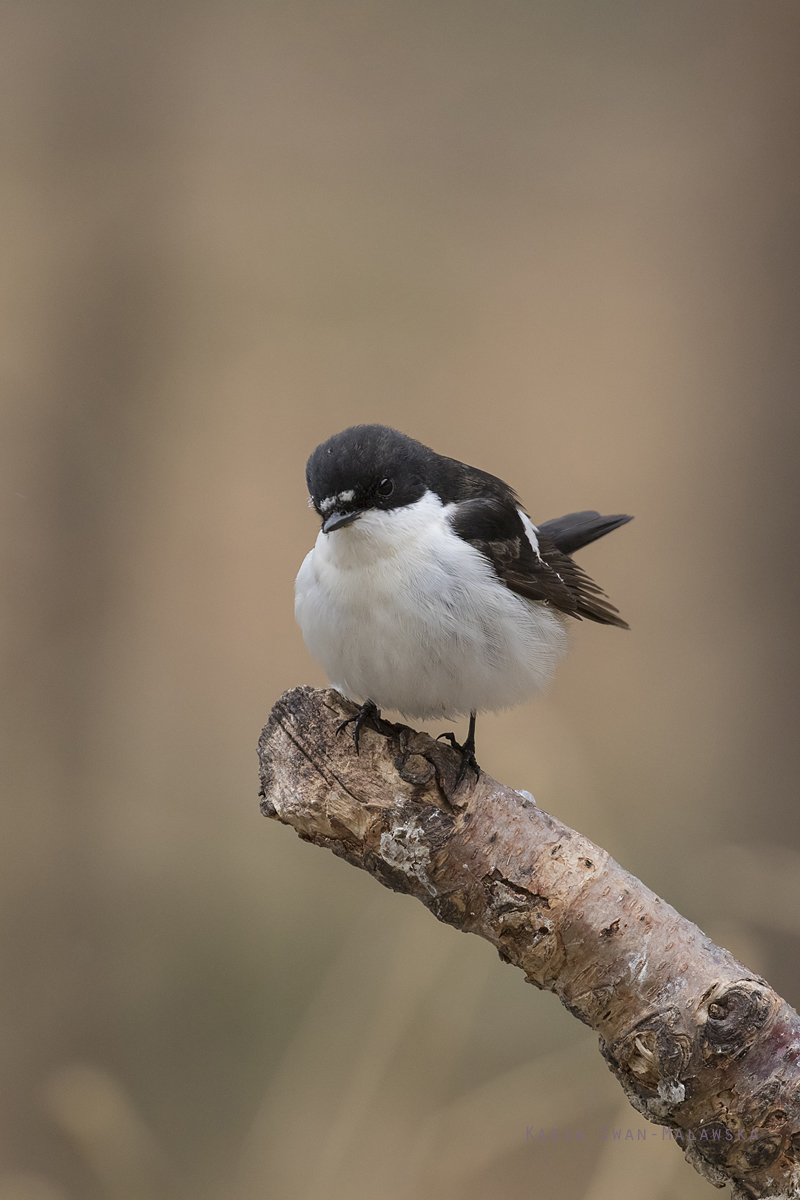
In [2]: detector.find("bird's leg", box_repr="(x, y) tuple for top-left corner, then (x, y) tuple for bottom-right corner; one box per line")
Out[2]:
(457, 710), (481, 785)
(337, 699), (390, 754)
(437, 710), (480, 785)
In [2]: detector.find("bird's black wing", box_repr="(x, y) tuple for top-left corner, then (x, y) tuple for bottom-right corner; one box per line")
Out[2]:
(447, 497), (629, 628)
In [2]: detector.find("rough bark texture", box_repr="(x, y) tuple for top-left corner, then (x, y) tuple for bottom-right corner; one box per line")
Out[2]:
(259, 686), (800, 1199)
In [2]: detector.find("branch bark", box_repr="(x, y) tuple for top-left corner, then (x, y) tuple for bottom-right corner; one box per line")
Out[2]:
(259, 686), (800, 1199)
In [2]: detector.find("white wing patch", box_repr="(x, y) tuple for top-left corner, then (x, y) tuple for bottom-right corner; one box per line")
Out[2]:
(518, 509), (542, 561)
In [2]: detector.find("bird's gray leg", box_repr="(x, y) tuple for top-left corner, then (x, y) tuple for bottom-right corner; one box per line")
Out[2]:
(437, 710), (480, 784)
(337, 699), (390, 754)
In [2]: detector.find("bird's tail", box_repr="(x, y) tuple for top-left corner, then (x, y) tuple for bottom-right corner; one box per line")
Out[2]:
(538, 510), (633, 556)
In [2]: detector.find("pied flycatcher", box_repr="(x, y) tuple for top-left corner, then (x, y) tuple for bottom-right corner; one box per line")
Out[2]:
(295, 424), (631, 781)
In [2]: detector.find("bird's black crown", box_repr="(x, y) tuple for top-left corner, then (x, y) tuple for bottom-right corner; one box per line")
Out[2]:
(306, 425), (432, 517)
(305, 424), (515, 519)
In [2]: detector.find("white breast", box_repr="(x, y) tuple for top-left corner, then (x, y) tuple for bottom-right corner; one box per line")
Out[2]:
(294, 491), (568, 720)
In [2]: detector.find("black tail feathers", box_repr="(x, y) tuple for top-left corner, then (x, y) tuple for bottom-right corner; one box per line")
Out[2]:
(538, 510), (633, 557)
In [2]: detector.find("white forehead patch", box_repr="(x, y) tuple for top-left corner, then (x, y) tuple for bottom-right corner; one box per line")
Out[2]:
(318, 489), (356, 513)
(518, 509), (542, 560)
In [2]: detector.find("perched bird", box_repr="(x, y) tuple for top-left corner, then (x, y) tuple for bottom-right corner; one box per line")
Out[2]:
(295, 424), (631, 781)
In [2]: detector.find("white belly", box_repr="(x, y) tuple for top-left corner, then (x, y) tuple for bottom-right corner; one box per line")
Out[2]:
(294, 492), (568, 720)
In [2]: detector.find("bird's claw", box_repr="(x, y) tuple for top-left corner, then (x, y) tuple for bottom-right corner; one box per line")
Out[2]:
(337, 700), (389, 754)
(437, 731), (481, 785)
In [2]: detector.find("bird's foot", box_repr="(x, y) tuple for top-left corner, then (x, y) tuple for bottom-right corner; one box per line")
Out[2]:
(337, 699), (390, 754)
(437, 730), (481, 786)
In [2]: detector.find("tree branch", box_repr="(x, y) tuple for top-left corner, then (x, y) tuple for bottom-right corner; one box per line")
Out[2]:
(258, 686), (800, 1199)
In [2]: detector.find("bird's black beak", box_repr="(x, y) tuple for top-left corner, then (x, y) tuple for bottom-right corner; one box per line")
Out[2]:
(322, 509), (365, 534)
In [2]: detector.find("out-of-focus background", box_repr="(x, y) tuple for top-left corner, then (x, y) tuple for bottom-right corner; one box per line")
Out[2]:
(2, 2), (799, 1198)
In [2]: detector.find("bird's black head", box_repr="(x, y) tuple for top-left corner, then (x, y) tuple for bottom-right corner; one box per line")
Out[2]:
(306, 425), (434, 533)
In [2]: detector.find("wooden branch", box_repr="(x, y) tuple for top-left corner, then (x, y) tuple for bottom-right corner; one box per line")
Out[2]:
(259, 686), (800, 1199)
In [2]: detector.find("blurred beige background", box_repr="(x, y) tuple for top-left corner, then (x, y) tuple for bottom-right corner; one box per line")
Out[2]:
(2, 2), (799, 1198)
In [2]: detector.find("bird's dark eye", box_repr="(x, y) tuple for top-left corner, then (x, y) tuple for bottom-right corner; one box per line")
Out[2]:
(377, 478), (394, 497)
